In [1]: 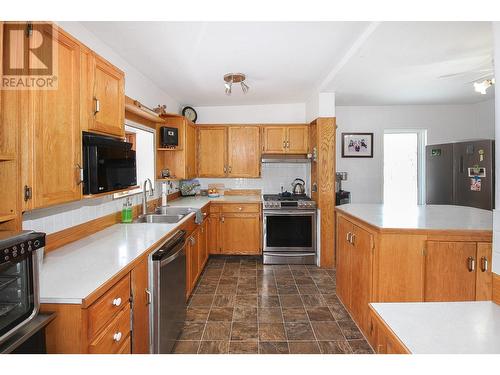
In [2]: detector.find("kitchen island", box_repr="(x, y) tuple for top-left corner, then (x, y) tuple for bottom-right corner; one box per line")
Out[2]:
(334, 204), (493, 350)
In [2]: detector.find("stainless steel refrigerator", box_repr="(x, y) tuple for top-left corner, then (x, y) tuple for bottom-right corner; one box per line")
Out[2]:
(426, 140), (494, 210)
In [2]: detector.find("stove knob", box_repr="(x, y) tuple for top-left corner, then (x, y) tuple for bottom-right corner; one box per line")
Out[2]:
(20, 249), (25, 255)
(3, 249), (8, 254)
(12, 251), (18, 258)
(34, 240), (41, 248)
(4, 255), (9, 261)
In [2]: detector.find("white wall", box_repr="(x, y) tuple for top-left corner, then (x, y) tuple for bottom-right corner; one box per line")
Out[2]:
(195, 103), (306, 124)
(336, 101), (495, 204)
(57, 22), (180, 112)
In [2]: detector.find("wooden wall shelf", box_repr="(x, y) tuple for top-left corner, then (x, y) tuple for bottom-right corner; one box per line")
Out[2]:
(0, 213), (16, 223)
(125, 96), (183, 124)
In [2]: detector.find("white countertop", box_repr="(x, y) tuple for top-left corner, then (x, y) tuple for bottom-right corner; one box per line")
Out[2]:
(371, 301), (500, 354)
(40, 195), (261, 305)
(336, 204), (492, 231)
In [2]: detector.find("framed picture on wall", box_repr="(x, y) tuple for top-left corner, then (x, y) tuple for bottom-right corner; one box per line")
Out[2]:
(341, 132), (374, 158)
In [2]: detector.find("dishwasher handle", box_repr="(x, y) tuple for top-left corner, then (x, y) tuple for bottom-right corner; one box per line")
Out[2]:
(152, 230), (186, 262)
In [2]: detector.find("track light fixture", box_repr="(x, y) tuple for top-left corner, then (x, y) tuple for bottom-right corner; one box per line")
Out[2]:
(224, 73), (249, 95)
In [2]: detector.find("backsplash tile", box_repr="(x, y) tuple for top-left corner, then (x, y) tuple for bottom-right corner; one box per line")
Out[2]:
(22, 163), (310, 235)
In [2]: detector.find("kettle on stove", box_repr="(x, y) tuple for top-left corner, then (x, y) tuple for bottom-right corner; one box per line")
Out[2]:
(291, 178), (306, 195)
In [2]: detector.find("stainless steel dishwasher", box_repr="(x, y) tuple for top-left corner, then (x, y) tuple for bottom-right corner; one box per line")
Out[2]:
(149, 230), (187, 354)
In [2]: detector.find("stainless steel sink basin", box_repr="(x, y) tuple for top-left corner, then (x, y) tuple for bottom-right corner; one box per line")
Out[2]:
(134, 214), (186, 224)
(154, 206), (194, 216)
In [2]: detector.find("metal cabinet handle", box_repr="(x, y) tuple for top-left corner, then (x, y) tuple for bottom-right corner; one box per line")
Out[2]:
(480, 256), (489, 272)
(228, 166), (232, 173)
(286, 140), (290, 148)
(145, 289), (152, 305)
(113, 332), (122, 342)
(467, 257), (475, 272)
(346, 232), (351, 242)
(190, 237), (196, 245)
(223, 165), (227, 174)
(221, 216), (225, 223)
(94, 97), (100, 115)
(283, 140), (286, 149)
(351, 234), (356, 246)
(112, 297), (122, 307)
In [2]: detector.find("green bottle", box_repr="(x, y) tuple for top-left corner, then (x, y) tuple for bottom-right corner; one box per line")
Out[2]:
(122, 197), (133, 223)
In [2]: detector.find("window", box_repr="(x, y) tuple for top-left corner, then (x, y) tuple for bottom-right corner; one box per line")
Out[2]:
(383, 129), (427, 206)
(113, 121), (155, 198)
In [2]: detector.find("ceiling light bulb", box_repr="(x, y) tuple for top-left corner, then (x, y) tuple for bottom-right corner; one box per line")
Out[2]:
(225, 82), (232, 95)
(473, 79), (494, 95)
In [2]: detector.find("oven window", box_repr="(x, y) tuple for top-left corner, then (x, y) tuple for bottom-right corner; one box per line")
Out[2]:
(0, 257), (35, 339)
(266, 215), (313, 248)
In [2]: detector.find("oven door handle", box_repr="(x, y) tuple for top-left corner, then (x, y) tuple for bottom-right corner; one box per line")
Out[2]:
(264, 252), (316, 257)
(263, 210), (317, 216)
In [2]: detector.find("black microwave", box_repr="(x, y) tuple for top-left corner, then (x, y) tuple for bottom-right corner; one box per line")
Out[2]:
(82, 132), (137, 195)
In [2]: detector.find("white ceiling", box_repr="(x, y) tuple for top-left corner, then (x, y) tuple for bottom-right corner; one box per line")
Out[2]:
(82, 21), (494, 106)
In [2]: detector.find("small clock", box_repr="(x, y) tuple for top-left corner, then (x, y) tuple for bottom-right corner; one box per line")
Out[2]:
(182, 106), (197, 123)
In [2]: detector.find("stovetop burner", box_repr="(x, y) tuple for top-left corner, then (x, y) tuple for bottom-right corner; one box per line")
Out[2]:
(263, 193), (316, 209)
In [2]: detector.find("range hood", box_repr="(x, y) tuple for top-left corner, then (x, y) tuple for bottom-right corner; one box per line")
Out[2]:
(261, 154), (312, 163)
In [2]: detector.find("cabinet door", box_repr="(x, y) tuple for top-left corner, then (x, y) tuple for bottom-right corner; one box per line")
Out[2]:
(207, 213), (221, 254)
(198, 127), (226, 177)
(349, 224), (373, 334)
(262, 127), (286, 154)
(187, 230), (200, 293)
(336, 217), (353, 308)
(185, 122), (197, 178)
(198, 219), (208, 271)
(91, 54), (125, 137)
(476, 242), (493, 301)
(31, 24), (82, 208)
(425, 241), (477, 301)
(287, 126), (309, 154)
(221, 213), (261, 255)
(131, 258), (150, 354)
(227, 127), (260, 177)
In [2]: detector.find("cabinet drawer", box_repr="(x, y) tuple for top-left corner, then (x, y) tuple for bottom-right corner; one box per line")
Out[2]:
(209, 204), (221, 213)
(222, 203), (260, 213)
(88, 275), (131, 339)
(89, 305), (131, 354)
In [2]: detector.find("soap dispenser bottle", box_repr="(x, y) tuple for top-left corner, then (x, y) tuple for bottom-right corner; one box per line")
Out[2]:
(122, 197), (133, 223)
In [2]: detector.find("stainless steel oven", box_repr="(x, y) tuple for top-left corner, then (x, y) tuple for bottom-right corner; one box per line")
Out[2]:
(263, 207), (317, 265)
(0, 231), (45, 345)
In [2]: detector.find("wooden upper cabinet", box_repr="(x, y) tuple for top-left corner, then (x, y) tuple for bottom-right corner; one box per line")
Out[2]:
(198, 127), (226, 177)
(88, 53), (125, 138)
(425, 241), (477, 302)
(227, 127), (260, 178)
(287, 126), (309, 154)
(262, 127), (287, 153)
(185, 122), (197, 178)
(262, 126), (309, 154)
(29, 24), (82, 208)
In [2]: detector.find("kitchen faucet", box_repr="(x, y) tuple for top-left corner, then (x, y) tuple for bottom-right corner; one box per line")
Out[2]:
(142, 178), (154, 216)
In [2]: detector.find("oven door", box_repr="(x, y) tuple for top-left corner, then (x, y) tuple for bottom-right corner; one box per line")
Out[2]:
(263, 210), (316, 252)
(0, 250), (40, 344)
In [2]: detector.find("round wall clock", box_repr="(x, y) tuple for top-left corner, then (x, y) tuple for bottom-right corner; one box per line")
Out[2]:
(182, 106), (197, 123)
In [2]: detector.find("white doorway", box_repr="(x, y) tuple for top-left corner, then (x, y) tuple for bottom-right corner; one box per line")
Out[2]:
(383, 130), (427, 206)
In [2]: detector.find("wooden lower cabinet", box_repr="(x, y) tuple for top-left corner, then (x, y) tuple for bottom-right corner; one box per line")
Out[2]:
(186, 217), (209, 298)
(207, 212), (221, 254)
(221, 213), (261, 255)
(131, 257), (150, 354)
(369, 307), (409, 354)
(335, 212), (493, 347)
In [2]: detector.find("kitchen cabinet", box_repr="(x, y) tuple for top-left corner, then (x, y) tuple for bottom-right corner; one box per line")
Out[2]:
(23, 24), (82, 210)
(86, 53), (125, 138)
(198, 218), (209, 270)
(369, 307), (409, 354)
(227, 127), (260, 177)
(335, 210), (493, 347)
(131, 257), (150, 354)
(335, 216), (373, 334)
(197, 126), (260, 178)
(186, 214), (209, 298)
(208, 203), (261, 255)
(425, 241), (493, 302)
(198, 127), (227, 177)
(262, 125), (309, 154)
(157, 117), (197, 180)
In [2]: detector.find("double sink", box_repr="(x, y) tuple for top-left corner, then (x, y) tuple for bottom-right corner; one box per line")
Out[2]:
(134, 206), (194, 224)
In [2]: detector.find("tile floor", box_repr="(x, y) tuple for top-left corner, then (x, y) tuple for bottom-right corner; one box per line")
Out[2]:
(173, 256), (373, 354)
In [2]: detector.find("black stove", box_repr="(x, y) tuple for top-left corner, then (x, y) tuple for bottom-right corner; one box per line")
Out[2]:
(263, 193), (316, 209)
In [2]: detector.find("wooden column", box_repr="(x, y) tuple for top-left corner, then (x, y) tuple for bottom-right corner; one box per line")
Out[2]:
(310, 117), (336, 268)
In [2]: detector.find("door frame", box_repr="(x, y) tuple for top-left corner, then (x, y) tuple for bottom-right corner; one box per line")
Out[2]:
(383, 129), (427, 205)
